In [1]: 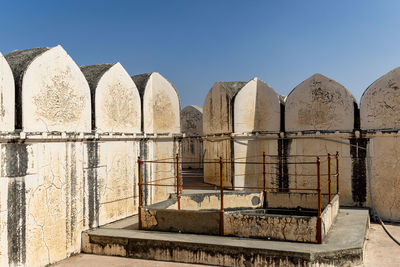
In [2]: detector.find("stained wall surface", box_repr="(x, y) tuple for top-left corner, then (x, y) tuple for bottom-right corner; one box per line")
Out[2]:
(361, 68), (400, 221)
(181, 105), (203, 169)
(81, 63), (141, 133)
(234, 78), (281, 133)
(81, 63), (142, 227)
(0, 46), (182, 267)
(6, 46), (91, 132)
(133, 72), (180, 134)
(284, 74), (356, 206)
(360, 67), (400, 130)
(200, 72), (388, 212)
(233, 78), (281, 189)
(203, 82), (246, 186)
(285, 74), (355, 132)
(132, 72), (181, 205)
(199, 70), (400, 220)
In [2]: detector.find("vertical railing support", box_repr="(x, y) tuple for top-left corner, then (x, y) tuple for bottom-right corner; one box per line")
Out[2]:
(219, 156), (224, 236)
(316, 157), (322, 244)
(138, 156), (142, 230)
(328, 153), (332, 203)
(176, 153), (181, 210)
(262, 152), (267, 209)
(336, 151), (340, 195)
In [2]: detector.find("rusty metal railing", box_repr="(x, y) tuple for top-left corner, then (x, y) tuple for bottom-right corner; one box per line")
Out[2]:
(137, 152), (340, 244)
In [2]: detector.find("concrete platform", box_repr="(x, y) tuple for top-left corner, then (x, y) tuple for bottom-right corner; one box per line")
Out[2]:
(82, 208), (369, 266)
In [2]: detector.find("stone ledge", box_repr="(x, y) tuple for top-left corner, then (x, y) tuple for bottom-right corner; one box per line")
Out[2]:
(82, 208), (369, 266)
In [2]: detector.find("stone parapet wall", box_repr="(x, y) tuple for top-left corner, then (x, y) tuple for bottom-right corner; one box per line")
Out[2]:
(202, 72), (400, 224)
(0, 46), (181, 266)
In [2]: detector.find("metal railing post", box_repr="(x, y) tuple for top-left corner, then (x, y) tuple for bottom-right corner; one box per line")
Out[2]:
(336, 151), (340, 195)
(219, 156), (224, 236)
(262, 152), (267, 209)
(328, 153), (331, 203)
(317, 157), (322, 244)
(176, 153), (181, 210)
(138, 156), (142, 230)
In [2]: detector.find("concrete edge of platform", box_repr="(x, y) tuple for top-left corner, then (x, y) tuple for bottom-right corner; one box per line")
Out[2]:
(81, 208), (369, 266)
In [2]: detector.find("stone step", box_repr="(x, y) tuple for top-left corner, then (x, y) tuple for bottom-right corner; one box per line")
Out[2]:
(82, 208), (369, 267)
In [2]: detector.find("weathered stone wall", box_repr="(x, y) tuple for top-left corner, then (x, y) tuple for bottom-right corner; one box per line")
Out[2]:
(202, 71), (400, 223)
(6, 46), (92, 132)
(224, 212), (318, 242)
(285, 74), (356, 206)
(0, 46), (181, 267)
(233, 78), (281, 189)
(132, 72), (181, 205)
(180, 105), (203, 169)
(361, 68), (400, 221)
(203, 82), (246, 186)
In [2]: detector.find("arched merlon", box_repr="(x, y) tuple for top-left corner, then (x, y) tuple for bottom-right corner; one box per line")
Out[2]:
(132, 72), (180, 134)
(5, 45), (91, 132)
(234, 78), (280, 133)
(285, 73), (356, 132)
(203, 81), (246, 135)
(0, 52), (15, 132)
(360, 67), (400, 130)
(81, 63), (141, 133)
(181, 105), (203, 136)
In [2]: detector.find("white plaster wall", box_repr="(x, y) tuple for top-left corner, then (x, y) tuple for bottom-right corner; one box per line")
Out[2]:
(234, 78), (280, 133)
(24, 142), (85, 266)
(361, 67), (400, 130)
(286, 135), (352, 205)
(232, 78), (280, 189)
(96, 141), (138, 226)
(21, 46), (91, 132)
(367, 136), (400, 221)
(0, 138), (142, 267)
(0, 177), (8, 266)
(285, 74), (355, 132)
(203, 139), (232, 187)
(95, 63), (141, 133)
(203, 82), (246, 186)
(152, 139), (180, 203)
(233, 138), (278, 189)
(0, 52), (14, 132)
(143, 73), (180, 134)
(360, 68), (400, 221)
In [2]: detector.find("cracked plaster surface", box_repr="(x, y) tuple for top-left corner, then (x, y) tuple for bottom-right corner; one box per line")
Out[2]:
(285, 74), (355, 132)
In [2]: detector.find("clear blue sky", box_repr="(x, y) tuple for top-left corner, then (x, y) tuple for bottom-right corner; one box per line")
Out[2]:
(1, 0), (400, 108)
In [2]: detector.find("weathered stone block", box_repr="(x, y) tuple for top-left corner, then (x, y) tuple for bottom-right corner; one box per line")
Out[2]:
(5, 45), (91, 132)
(203, 81), (246, 135)
(81, 63), (141, 133)
(361, 67), (400, 130)
(234, 78), (281, 133)
(132, 72), (180, 134)
(285, 74), (355, 132)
